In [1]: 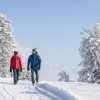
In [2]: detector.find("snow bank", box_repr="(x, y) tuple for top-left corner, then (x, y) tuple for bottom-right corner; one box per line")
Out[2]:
(47, 82), (100, 100)
(38, 83), (77, 100)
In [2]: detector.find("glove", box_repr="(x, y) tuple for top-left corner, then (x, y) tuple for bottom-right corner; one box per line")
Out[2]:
(38, 67), (40, 70)
(27, 68), (30, 71)
(20, 68), (22, 72)
(10, 68), (12, 72)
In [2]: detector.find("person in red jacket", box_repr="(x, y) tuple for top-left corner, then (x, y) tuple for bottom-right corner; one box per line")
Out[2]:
(10, 51), (22, 85)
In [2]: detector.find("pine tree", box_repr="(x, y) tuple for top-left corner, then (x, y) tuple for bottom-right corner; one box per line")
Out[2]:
(58, 71), (69, 82)
(78, 23), (100, 83)
(0, 14), (15, 77)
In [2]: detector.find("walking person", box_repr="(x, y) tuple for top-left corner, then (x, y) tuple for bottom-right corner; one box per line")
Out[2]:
(27, 48), (41, 85)
(10, 51), (22, 85)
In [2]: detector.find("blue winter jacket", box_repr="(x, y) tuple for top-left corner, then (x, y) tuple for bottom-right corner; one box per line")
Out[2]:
(27, 54), (41, 70)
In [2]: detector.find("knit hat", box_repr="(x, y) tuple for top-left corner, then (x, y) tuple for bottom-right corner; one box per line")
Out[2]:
(32, 48), (37, 52)
(14, 51), (18, 55)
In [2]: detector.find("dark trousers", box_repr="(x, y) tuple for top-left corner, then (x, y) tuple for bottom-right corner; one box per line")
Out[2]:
(31, 69), (39, 84)
(13, 69), (20, 84)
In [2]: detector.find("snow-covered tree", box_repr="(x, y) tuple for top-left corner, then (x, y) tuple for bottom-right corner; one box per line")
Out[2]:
(78, 23), (100, 83)
(20, 67), (31, 80)
(58, 71), (69, 82)
(0, 14), (15, 77)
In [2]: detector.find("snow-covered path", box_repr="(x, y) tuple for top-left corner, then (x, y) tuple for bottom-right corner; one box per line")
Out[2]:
(0, 78), (76, 100)
(0, 78), (52, 100)
(1, 78), (100, 100)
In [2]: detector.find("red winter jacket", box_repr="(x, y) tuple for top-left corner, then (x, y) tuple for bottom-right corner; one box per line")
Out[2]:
(10, 55), (22, 69)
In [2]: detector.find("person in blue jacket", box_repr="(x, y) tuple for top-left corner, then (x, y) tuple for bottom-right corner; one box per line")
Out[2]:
(27, 48), (41, 85)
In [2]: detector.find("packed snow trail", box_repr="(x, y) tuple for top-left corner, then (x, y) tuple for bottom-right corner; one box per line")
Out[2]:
(0, 78), (77, 100)
(0, 78), (52, 100)
(1, 78), (100, 100)
(0, 85), (15, 100)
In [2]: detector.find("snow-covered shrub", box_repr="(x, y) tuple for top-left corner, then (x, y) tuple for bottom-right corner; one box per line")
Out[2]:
(20, 67), (31, 80)
(58, 71), (69, 82)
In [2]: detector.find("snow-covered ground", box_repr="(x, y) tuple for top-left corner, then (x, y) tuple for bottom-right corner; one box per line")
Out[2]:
(0, 78), (100, 100)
